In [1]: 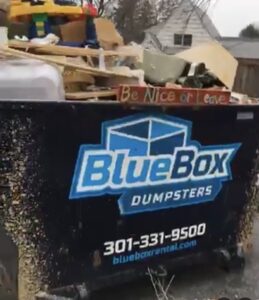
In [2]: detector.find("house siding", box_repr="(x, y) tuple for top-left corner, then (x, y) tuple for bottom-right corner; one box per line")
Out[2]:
(142, 33), (162, 52)
(142, 0), (218, 54)
(157, 1), (213, 50)
(142, 0), (216, 54)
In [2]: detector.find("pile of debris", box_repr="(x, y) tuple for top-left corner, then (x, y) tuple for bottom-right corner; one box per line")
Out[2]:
(0, 17), (257, 105)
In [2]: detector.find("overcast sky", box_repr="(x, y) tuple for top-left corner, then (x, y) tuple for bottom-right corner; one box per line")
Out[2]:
(208, 0), (259, 37)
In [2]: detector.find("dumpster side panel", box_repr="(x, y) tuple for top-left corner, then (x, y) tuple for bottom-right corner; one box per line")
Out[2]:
(0, 103), (259, 298)
(0, 110), (53, 300)
(0, 226), (17, 300)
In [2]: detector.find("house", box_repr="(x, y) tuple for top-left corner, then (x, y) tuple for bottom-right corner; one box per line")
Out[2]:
(142, 0), (259, 97)
(221, 37), (259, 97)
(142, 0), (220, 54)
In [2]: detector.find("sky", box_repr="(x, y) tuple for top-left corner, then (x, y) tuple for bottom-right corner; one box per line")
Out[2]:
(208, 0), (259, 37)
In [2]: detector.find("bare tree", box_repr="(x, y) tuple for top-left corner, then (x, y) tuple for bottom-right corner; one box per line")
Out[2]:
(90, 0), (114, 16)
(112, 0), (213, 44)
(240, 24), (259, 39)
(113, 0), (161, 43)
(155, 0), (180, 22)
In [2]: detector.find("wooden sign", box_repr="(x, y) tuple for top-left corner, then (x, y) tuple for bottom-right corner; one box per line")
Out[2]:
(118, 85), (230, 106)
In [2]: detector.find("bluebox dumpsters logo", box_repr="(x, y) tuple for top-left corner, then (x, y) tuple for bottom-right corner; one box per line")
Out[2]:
(69, 114), (241, 215)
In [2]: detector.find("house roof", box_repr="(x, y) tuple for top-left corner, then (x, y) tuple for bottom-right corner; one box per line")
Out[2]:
(221, 37), (259, 59)
(145, 0), (220, 39)
(194, 5), (220, 39)
(145, 22), (166, 35)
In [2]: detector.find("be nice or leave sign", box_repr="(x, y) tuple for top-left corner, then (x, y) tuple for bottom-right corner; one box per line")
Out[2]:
(117, 85), (231, 106)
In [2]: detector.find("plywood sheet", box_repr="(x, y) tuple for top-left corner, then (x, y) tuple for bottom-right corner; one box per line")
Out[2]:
(176, 41), (238, 89)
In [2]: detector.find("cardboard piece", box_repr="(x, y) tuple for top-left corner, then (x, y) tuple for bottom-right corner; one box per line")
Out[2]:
(94, 18), (124, 50)
(175, 41), (238, 90)
(59, 20), (85, 43)
(59, 18), (124, 50)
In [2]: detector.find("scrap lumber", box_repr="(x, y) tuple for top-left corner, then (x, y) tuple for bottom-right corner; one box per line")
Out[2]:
(1, 47), (138, 79)
(63, 70), (95, 84)
(66, 90), (117, 100)
(8, 40), (139, 58)
(39, 55), (67, 73)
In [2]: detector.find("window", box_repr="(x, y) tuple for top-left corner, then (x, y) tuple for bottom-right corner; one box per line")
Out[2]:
(174, 34), (183, 46)
(183, 34), (192, 46)
(174, 34), (193, 46)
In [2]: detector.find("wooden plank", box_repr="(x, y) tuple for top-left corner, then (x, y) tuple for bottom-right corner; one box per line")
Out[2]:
(63, 70), (95, 84)
(39, 55), (67, 73)
(117, 85), (231, 106)
(66, 90), (117, 100)
(2, 47), (137, 79)
(8, 40), (139, 58)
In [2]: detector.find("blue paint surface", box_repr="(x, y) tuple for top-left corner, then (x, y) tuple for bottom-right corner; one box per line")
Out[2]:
(69, 113), (241, 215)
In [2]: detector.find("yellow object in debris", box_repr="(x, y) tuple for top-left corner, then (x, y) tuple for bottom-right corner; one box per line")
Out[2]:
(35, 21), (44, 36)
(9, 0), (84, 20)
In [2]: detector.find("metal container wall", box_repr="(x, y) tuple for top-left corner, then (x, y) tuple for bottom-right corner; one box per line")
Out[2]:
(0, 101), (259, 299)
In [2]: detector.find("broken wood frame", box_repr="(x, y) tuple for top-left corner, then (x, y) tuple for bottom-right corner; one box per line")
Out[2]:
(8, 40), (139, 58)
(66, 89), (117, 100)
(1, 46), (138, 80)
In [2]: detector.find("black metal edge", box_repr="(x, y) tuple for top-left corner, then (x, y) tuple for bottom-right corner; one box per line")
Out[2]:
(1, 99), (259, 112)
